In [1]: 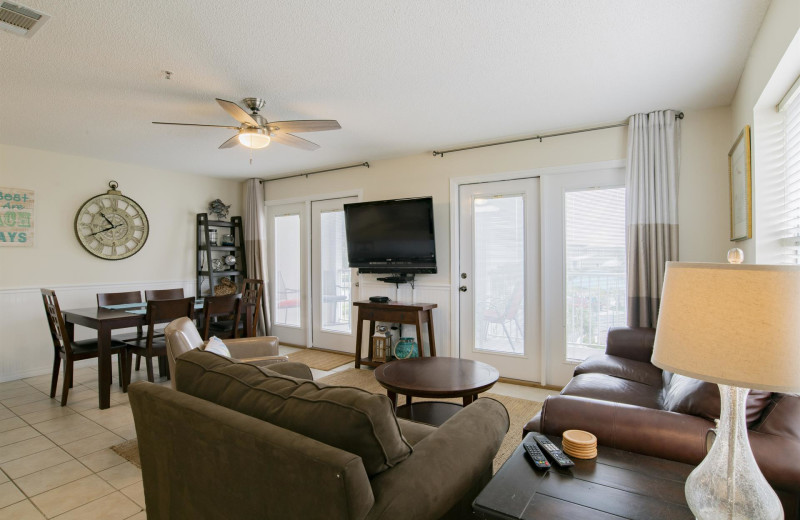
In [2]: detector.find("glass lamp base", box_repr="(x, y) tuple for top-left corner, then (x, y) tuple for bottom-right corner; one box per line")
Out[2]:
(685, 385), (783, 520)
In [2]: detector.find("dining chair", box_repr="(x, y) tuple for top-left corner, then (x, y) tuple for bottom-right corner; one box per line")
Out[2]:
(136, 288), (185, 370)
(96, 291), (145, 342)
(200, 294), (241, 340)
(241, 278), (264, 338)
(41, 289), (127, 406)
(123, 297), (195, 385)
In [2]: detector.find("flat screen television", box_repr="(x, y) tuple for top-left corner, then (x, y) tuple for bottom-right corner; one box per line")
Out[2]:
(344, 197), (437, 274)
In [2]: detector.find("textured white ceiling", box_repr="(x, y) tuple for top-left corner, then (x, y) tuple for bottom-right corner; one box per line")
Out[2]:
(0, 0), (770, 179)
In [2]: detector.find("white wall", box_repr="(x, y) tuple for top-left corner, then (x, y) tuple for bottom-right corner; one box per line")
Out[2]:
(0, 144), (242, 381)
(730, 0), (800, 262)
(265, 108), (732, 357)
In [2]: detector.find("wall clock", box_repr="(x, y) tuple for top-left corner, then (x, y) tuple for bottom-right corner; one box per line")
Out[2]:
(74, 181), (149, 260)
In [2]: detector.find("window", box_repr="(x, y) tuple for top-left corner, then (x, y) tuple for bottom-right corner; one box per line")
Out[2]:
(778, 77), (800, 264)
(274, 214), (301, 327)
(564, 187), (627, 361)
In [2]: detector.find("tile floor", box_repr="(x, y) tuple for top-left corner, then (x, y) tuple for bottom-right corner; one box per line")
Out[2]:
(0, 347), (556, 519)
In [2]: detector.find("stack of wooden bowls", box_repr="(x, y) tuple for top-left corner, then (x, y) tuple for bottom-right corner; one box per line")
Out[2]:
(561, 430), (597, 459)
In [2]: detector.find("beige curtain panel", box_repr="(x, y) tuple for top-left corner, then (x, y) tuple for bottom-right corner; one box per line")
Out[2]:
(625, 110), (680, 328)
(243, 179), (270, 334)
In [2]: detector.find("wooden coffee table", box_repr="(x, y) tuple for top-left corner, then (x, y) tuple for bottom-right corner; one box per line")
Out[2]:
(374, 357), (499, 426)
(473, 433), (695, 519)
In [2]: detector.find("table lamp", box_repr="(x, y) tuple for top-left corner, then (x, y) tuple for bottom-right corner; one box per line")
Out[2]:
(652, 260), (800, 520)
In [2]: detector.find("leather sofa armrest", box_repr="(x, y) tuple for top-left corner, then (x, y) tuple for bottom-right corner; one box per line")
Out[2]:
(748, 430), (800, 494)
(367, 398), (509, 520)
(262, 361), (314, 380)
(224, 336), (280, 358)
(605, 327), (656, 362)
(525, 395), (712, 464)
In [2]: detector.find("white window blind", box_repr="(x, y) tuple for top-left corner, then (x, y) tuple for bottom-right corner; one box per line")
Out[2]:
(778, 77), (800, 264)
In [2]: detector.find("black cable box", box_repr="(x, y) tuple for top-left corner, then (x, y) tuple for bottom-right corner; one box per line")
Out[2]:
(369, 296), (390, 303)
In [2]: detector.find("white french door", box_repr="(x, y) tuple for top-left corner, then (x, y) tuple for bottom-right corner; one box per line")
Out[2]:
(268, 202), (307, 346)
(541, 166), (626, 386)
(310, 197), (358, 351)
(268, 196), (358, 350)
(457, 179), (541, 381)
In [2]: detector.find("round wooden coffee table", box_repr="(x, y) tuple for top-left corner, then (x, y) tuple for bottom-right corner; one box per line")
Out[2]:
(374, 357), (500, 426)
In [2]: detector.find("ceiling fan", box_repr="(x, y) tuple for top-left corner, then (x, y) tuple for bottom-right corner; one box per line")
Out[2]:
(153, 97), (341, 151)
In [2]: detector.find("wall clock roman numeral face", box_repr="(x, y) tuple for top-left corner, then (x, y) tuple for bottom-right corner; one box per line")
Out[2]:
(74, 182), (149, 260)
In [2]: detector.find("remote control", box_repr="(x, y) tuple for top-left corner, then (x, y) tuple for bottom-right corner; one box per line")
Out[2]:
(523, 441), (550, 469)
(530, 433), (575, 468)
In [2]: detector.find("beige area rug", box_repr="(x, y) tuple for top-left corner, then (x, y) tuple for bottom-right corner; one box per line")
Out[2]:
(286, 349), (354, 371)
(318, 369), (541, 472)
(111, 439), (141, 468)
(112, 369), (541, 473)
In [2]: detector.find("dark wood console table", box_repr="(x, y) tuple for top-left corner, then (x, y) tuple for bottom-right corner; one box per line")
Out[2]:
(353, 300), (437, 368)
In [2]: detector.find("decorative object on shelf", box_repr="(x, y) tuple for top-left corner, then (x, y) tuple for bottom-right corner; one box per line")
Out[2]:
(211, 258), (226, 272)
(728, 125), (752, 241)
(74, 181), (149, 260)
(208, 199), (231, 220)
(221, 233), (235, 246)
(213, 277), (237, 296)
(393, 337), (418, 360)
(208, 228), (218, 246)
(372, 325), (392, 363)
(0, 187), (34, 247)
(652, 258), (800, 520)
(223, 254), (236, 267)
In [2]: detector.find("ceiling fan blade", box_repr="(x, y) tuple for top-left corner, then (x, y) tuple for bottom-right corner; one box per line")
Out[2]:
(268, 120), (341, 133)
(216, 98), (259, 127)
(152, 122), (241, 130)
(270, 132), (320, 151)
(218, 134), (240, 149)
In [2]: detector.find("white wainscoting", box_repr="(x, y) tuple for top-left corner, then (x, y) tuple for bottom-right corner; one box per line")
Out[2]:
(0, 280), (196, 383)
(357, 281), (452, 358)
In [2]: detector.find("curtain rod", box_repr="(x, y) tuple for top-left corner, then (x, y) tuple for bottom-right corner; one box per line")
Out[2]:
(432, 112), (684, 157)
(259, 162), (370, 183)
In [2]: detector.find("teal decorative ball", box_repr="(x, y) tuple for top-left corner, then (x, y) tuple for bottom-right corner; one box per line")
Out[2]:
(394, 338), (419, 359)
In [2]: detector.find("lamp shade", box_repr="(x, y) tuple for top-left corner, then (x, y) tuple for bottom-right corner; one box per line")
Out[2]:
(652, 262), (800, 393)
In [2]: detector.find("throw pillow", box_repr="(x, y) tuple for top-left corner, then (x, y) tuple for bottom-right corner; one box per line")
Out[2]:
(202, 336), (231, 358)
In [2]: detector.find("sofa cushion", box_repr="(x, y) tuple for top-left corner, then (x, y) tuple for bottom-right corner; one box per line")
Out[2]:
(752, 393), (800, 441)
(662, 374), (773, 426)
(561, 373), (661, 409)
(574, 354), (663, 387)
(175, 349), (413, 476)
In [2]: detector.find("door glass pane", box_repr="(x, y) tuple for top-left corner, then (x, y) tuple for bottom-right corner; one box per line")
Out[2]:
(565, 187), (627, 361)
(274, 214), (301, 327)
(473, 195), (525, 354)
(320, 210), (351, 333)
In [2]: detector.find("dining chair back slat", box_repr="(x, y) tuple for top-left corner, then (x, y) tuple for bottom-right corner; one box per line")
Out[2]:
(41, 289), (71, 357)
(97, 291), (142, 307)
(241, 279), (263, 338)
(145, 288), (185, 301)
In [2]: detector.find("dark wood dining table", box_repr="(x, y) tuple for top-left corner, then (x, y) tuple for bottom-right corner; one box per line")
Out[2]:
(62, 298), (256, 409)
(61, 306), (148, 409)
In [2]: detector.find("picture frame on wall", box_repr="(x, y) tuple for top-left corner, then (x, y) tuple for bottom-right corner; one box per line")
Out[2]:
(729, 125), (752, 241)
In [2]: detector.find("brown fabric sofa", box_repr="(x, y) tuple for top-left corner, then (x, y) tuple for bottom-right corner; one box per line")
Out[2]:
(523, 326), (800, 519)
(128, 349), (509, 520)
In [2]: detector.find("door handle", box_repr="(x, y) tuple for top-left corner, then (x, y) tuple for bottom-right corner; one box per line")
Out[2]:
(459, 286), (467, 292)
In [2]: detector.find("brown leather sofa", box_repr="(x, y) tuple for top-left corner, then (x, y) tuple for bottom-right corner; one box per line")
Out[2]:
(524, 326), (800, 519)
(129, 349), (510, 520)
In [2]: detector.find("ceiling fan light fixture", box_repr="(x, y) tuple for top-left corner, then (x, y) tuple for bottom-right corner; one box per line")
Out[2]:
(238, 127), (270, 149)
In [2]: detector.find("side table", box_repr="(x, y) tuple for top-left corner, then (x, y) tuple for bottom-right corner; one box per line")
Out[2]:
(352, 300), (437, 368)
(473, 433), (695, 519)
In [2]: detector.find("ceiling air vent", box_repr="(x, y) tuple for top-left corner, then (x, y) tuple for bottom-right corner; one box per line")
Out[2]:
(0, 2), (49, 38)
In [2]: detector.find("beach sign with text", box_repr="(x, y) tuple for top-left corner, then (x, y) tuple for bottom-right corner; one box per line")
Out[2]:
(0, 187), (34, 246)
